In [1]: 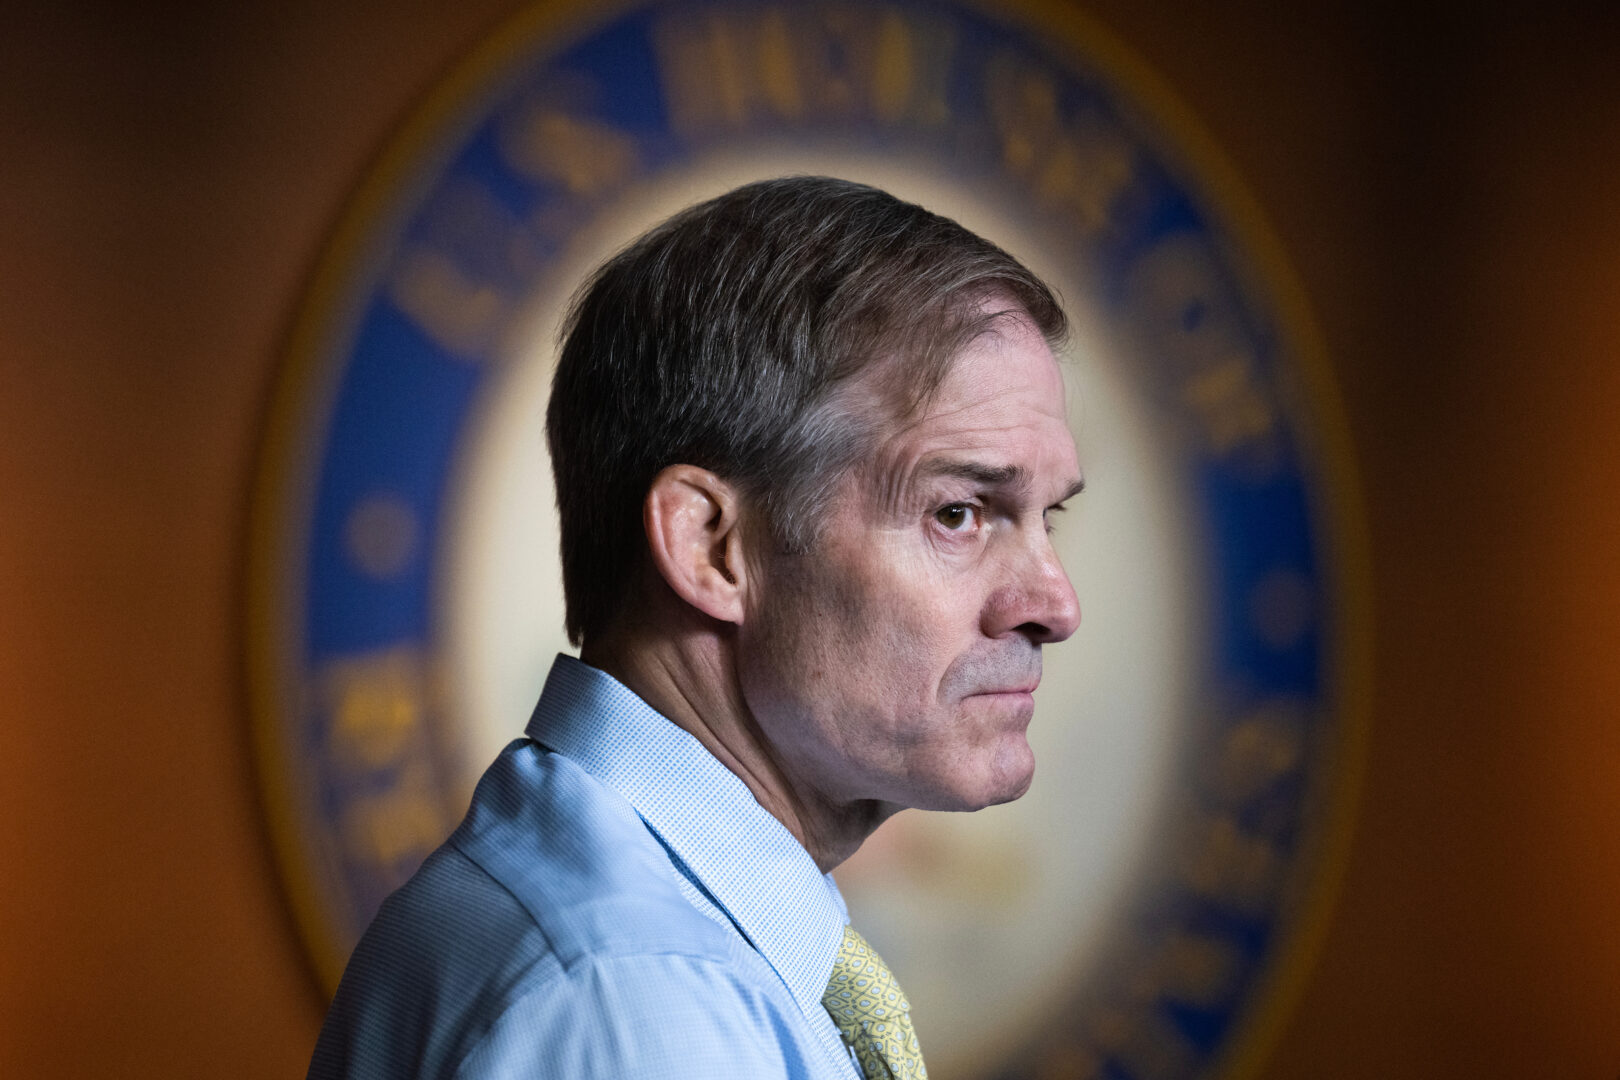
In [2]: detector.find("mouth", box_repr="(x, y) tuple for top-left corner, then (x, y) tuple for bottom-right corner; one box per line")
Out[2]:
(963, 687), (1038, 710)
(968, 681), (1039, 698)
(943, 645), (1043, 704)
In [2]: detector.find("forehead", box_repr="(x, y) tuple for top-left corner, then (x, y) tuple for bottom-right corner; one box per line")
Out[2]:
(869, 310), (1075, 479)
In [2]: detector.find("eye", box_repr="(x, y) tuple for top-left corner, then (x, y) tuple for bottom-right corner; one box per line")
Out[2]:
(934, 503), (977, 531)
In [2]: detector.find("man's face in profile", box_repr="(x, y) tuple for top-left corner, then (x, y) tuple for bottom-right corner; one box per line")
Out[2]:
(739, 298), (1084, 817)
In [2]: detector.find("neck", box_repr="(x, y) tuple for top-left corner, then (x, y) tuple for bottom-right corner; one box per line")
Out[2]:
(581, 601), (894, 873)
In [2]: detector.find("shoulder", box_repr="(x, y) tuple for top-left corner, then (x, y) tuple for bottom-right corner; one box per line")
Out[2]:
(448, 739), (732, 962)
(454, 951), (806, 1079)
(309, 740), (740, 1079)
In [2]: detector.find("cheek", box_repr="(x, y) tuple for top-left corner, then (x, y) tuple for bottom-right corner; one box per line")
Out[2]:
(830, 567), (961, 704)
(746, 521), (975, 720)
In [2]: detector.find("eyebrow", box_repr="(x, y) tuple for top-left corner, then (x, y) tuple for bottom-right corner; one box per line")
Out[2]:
(920, 460), (1086, 504)
(1053, 477), (1087, 504)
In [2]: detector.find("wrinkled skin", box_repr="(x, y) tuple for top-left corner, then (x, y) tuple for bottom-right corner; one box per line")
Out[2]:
(739, 301), (1084, 829)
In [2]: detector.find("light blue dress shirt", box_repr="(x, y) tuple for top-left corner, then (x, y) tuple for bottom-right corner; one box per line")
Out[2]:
(308, 655), (864, 1079)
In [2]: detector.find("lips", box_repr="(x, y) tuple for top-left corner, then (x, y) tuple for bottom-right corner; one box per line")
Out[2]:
(939, 642), (1043, 704)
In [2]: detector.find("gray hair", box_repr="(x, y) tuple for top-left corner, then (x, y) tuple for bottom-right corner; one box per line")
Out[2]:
(546, 176), (1065, 646)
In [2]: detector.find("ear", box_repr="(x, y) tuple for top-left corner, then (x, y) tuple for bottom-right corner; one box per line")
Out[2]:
(643, 465), (750, 626)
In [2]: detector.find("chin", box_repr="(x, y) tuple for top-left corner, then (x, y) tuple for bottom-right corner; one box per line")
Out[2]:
(937, 740), (1036, 811)
(982, 757), (1036, 807)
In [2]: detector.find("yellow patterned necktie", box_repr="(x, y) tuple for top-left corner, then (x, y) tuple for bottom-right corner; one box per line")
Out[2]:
(822, 925), (929, 1080)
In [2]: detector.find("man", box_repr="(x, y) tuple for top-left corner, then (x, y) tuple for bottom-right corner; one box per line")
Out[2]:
(308, 176), (1082, 1079)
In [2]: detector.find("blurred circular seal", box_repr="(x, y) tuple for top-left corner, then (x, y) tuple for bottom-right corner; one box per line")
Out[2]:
(247, 2), (1369, 1077)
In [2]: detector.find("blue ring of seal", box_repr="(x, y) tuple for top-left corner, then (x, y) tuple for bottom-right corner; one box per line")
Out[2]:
(247, 3), (1369, 1077)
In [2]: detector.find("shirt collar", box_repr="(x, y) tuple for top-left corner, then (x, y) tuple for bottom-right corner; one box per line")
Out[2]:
(526, 654), (847, 1017)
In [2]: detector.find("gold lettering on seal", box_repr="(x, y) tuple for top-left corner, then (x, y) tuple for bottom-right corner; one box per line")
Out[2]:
(986, 50), (1137, 239)
(1204, 701), (1305, 808)
(340, 763), (450, 873)
(654, 5), (955, 134)
(385, 182), (541, 360)
(319, 645), (427, 771)
(1169, 702), (1306, 917)
(1179, 814), (1281, 914)
(757, 9), (806, 120)
(1182, 355), (1275, 454)
(318, 646), (454, 874)
(661, 12), (751, 129)
(871, 10), (951, 126)
(1122, 232), (1280, 456)
(500, 103), (641, 196)
(388, 248), (509, 360)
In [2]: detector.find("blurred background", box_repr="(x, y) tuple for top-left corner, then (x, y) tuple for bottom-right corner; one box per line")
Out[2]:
(3, 1), (1619, 1077)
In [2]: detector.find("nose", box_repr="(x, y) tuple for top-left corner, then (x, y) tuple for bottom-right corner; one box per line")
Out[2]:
(984, 530), (1080, 644)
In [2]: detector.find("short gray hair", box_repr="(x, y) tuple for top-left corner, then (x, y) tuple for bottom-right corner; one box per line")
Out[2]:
(546, 176), (1065, 646)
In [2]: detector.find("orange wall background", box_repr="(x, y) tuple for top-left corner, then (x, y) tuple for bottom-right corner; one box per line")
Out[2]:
(3, 3), (1618, 1077)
